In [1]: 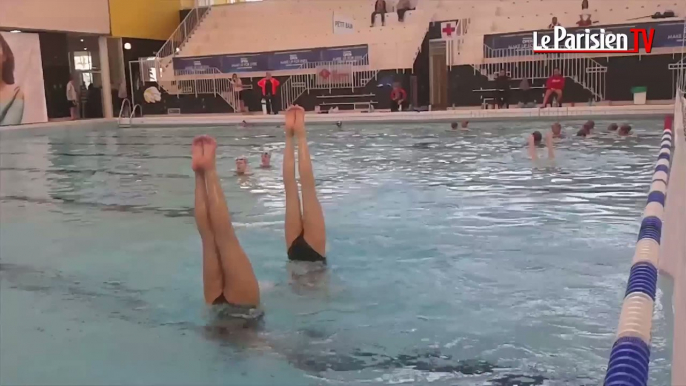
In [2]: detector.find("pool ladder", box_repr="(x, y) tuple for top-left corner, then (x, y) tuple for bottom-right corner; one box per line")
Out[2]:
(118, 99), (141, 128)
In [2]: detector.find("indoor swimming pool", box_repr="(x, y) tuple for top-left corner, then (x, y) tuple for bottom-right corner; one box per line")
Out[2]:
(0, 119), (672, 385)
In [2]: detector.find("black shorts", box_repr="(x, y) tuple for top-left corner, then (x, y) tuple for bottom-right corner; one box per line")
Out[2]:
(288, 232), (326, 263)
(237, 90), (246, 101)
(70, 101), (78, 108)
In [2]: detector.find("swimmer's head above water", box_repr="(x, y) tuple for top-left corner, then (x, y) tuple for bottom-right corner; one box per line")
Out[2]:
(531, 131), (543, 144)
(451, 121), (469, 131)
(585, 120), (595, 130)
(607, 123), (618, 131)
(619, 124), (632, 136)
(551, 122), (562, 137)
(335, 121), (343, 128)
(235, 156), (248, 174)
(260, 152), (271, 168)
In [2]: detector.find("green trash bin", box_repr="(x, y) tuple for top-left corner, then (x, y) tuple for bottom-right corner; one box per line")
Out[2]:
(631, 86), (647, 105)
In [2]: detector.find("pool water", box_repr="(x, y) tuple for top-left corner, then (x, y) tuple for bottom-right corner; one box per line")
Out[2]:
(0, 119), (672, 385)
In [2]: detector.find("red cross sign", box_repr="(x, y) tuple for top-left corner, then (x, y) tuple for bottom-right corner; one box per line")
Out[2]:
(441, 21), (458, 40)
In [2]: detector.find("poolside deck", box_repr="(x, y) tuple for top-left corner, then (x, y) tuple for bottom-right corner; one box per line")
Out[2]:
(130, 103), (673, 127)
(0, 103), (674, 132)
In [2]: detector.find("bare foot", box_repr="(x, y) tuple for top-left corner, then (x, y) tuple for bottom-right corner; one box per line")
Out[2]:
(191, 135), (217, 172)
(291, 105), (306, 137)
(284, 106), (297, 137)
(191, 136), (205, 172)
(200, 135), (217, 171)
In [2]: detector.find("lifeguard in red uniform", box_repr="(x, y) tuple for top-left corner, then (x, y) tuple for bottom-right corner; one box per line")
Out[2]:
(257, 72), (280, 114)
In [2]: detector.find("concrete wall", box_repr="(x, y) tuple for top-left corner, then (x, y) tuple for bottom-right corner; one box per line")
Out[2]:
(0, 0), (111, 34)
(109, 0), (180, 40)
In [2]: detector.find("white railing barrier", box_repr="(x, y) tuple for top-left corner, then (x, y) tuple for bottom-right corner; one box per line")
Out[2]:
(280, 55), (378, 108)
(475, 45), (607, 101)
(173, 67), (237, 111)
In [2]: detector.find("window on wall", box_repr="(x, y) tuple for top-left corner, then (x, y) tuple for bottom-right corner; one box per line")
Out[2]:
(73, 51), (93, 87)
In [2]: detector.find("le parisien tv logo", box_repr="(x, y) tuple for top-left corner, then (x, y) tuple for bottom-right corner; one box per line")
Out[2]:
(533, 26), (656, 53)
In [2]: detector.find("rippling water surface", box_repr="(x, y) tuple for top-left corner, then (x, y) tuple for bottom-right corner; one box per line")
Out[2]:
(0, 119), (671, 385)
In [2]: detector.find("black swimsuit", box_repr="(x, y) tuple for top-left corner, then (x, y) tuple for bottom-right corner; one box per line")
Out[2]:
(288, 232), (327, 263)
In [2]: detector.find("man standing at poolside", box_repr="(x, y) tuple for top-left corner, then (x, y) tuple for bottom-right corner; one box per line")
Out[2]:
(258, 72), (280, 115)
(66, 74), (79, 120)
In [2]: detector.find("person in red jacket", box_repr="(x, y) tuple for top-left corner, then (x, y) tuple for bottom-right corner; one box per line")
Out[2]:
(390, 82), (407, 112)
(257, 72), (280, 114)
(542, 68), (565, 107)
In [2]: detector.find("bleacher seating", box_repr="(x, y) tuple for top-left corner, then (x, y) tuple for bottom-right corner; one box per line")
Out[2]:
(178, 0), (434, 70)
(433, 0), (683, 34)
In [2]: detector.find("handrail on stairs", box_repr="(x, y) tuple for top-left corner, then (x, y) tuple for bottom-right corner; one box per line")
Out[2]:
(129, 104), (142, 126)
(118, 98), (132, 126)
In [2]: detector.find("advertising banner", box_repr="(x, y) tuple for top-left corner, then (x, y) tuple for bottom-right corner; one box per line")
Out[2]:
(222, 53), (269, 73)
(0, 32), (48, 126)
(269, 49), (320, 70)
(173, 45), (369, 74)
(320, 45), (368, 62)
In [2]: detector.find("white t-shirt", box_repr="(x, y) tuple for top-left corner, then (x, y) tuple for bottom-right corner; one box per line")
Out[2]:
(66, 81), (78, 102)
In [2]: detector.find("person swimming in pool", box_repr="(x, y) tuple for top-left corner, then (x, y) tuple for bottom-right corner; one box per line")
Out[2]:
(449, 121), (469, 131)
(551, 122), (563, 138)
(576, 122), (592, 137)
(283, 105), (327, 264)
(235, 156), (251, 175)
(260, 152), (271, 168)
(335, 121), (343, 129)
(607, 123), (618, 132)
(191, 135), (261, 312)
(528, 130), (555, 160)
(618, 124), (632, 136)
(585, 120), (595, 132)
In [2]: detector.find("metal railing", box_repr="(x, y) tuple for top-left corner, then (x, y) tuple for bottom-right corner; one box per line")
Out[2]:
(154, 5), (212, 90)
(280, 55), (378, 108)
(171, 67), (239, 111)
(156, 6), (211, 63)
(117, 98), (131, 126)
(475, 45), (607, 101)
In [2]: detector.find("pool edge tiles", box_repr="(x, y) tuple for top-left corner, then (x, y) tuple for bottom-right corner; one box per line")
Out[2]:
(128, 104), (674, 127)
(603, 115), (673, 386)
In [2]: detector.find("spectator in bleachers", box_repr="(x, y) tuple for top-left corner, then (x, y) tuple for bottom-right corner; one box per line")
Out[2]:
(548, 17), (560, 29)
(495, 69), (510, 109)
(576, 14), (592, 26)
(231, 74), (246, 113)
(397, 0), (413, 22)
(542, 68), (565, 107)
(581, 0), (589, 11)
(371, 0), (387, 27)
(257, 72), (280, 115)
(390, 81), (407, 112)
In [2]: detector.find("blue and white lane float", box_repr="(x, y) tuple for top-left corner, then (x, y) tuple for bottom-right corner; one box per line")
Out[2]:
(604, 116), (673, 386)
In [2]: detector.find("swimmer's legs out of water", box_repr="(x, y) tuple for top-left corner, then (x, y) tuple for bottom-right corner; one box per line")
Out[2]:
(283, 106), (327, 262)
(192, 135), (260, 306)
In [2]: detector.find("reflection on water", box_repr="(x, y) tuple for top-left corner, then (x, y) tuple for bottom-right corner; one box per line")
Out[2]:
(0, 120), (670, 385)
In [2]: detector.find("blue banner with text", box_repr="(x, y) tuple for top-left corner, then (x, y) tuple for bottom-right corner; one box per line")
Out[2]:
(172, 45), (369, 73)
